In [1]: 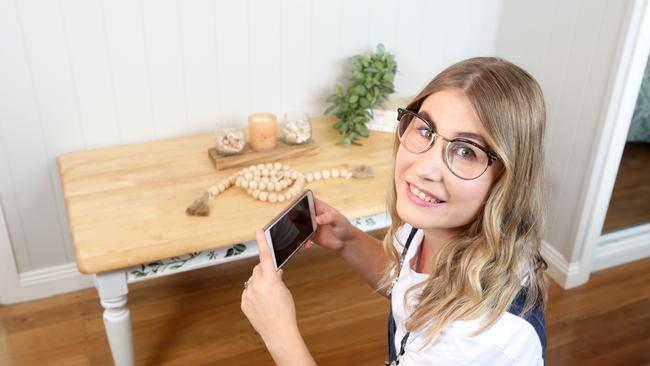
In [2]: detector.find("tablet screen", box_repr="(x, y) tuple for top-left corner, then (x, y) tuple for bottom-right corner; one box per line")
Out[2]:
(269, 194), (314, 268)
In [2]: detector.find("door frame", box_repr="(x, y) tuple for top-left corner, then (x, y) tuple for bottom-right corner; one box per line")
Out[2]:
(0, 201), (21, 304)
(573, 0), (650, 286)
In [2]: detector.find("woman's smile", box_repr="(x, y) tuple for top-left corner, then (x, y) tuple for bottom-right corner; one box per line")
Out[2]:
(405, 182), (446, 208)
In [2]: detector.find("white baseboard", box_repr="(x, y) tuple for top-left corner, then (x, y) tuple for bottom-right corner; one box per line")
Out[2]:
(541, 241), (583, 289)
(593, 223), (650, 272)
(4, 225), (648, 304)
(2, 262), (93, 305)
(542, 223), (650, 289)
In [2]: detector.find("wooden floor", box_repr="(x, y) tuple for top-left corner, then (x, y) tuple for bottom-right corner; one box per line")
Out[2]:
(602, 142), (650, 233)
(1, 231), (649, 365)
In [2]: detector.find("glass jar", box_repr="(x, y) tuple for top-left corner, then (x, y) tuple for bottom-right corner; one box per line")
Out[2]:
(281, 111), (312, 145)
(215, 120), (247, 156)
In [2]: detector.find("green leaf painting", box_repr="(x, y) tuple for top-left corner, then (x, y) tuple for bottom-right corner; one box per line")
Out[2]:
(628, 55), (650, 143)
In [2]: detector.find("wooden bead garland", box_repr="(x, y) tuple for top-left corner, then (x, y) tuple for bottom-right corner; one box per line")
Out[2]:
(186, 162), (372, 216)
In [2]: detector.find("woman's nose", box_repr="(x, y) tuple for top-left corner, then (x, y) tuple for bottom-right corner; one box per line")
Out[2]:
(413, 136), (445, 181)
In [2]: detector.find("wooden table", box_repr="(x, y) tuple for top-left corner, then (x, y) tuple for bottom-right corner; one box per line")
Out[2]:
(58, 117), (394, 365)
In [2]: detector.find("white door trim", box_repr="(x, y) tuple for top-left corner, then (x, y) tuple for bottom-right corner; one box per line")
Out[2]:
(0, 200), (21, 304)
(573, 0), (650, 287)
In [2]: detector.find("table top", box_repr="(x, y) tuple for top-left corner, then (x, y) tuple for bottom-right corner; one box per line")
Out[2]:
(58, 117), (395, 274)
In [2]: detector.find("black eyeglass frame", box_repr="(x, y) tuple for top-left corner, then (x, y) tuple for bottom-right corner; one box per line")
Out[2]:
(396, 108), (499, 180)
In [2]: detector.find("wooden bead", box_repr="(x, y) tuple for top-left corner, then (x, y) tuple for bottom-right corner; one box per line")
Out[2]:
(244, 172), (253, 180)
(305, 173), (313, 182)
(261, 169), (269, 177)
(269, 193), (277, 203)
(313, 171), (322, 180)
(261, 177), (269, 184)
(331, 169), (340, 178)
(208, 186), (219, 196)
(252, 190), (260, 199)
(259, 191), (268, 202)
(322, 170), (330, 179)
(256, 164), (264, 170)
(249, 180), (258, 189)
(284, 192), (293, 200)
(278, 194), (286, 202)
(270, 169), (277, 176)
(274, 162), (282, 170)
(274, 182), (282, 192)
(241, 180), (249, 189)
(265, 163), (273, 169)
(290, 171), (298, 180)
(259, 182), (267, 190)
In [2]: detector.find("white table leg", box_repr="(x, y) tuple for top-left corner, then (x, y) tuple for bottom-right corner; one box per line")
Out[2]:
(94, 270), (134, 366)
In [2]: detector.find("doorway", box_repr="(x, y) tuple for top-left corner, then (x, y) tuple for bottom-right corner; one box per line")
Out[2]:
(602, 55), (650, 234)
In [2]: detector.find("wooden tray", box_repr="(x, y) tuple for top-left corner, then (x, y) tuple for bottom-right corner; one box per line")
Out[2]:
(208, 141), (320, 170)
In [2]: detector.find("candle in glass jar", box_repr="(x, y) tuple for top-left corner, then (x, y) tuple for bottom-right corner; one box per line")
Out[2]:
(248, 112), (277, 152)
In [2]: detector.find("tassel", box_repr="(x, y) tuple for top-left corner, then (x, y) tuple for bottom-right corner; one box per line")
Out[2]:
(351, 164), (374, 179)
(186, 192), (210, 216)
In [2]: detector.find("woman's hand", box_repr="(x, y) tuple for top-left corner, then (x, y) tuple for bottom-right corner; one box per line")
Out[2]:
(304, 197), (356, 252)
(241, 229), (317, 366)
(241, 228), (297, 343)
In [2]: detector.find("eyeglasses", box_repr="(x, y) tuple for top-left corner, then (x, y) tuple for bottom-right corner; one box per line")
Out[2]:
(396, 108), (499, 180)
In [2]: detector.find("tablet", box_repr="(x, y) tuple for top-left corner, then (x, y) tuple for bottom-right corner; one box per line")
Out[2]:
(263, 190), (317, 270)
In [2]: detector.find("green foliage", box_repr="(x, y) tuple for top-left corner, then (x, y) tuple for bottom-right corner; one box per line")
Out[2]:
(324, 44), (397, 146)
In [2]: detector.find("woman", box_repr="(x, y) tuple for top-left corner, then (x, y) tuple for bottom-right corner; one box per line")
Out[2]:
(241, 57), (548, 365)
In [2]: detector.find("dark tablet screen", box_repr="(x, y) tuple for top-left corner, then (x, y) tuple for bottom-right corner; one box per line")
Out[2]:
(269, 194), (314, 268)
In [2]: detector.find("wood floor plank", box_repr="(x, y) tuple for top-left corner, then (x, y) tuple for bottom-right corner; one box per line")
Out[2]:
(602, 142), (650, 232)
(1, 233), (649, 365)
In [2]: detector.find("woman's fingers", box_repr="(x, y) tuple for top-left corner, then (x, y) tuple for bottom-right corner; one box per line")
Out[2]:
(255, 228), (276, 273)
(316, 211), (335, 225)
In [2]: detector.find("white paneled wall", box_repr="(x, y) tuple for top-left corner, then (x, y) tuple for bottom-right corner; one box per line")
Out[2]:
(497, 0), (634, 286)
(0, 0), (502, 275)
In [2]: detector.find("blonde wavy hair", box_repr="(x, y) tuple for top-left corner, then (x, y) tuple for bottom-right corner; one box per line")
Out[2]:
(377, 57), (548, 347)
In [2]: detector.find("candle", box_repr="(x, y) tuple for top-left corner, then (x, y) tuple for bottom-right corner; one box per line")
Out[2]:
(248, 112), (277, 152)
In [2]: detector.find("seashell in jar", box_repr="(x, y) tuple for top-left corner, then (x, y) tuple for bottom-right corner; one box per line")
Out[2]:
(215, 128), (246, 155)
(282, 112), (312, 144)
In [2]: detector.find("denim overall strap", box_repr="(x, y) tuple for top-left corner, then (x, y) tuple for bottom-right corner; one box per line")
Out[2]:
(386, 227), (419, 364)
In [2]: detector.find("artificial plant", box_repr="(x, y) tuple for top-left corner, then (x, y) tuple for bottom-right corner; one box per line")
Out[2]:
(324, 44), (397, 146)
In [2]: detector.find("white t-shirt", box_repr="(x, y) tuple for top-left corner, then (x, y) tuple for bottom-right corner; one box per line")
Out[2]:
(391, 224), (545, 365)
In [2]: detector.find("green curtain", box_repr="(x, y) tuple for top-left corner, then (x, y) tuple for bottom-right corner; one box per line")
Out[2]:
(628, 55), (650, 143)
